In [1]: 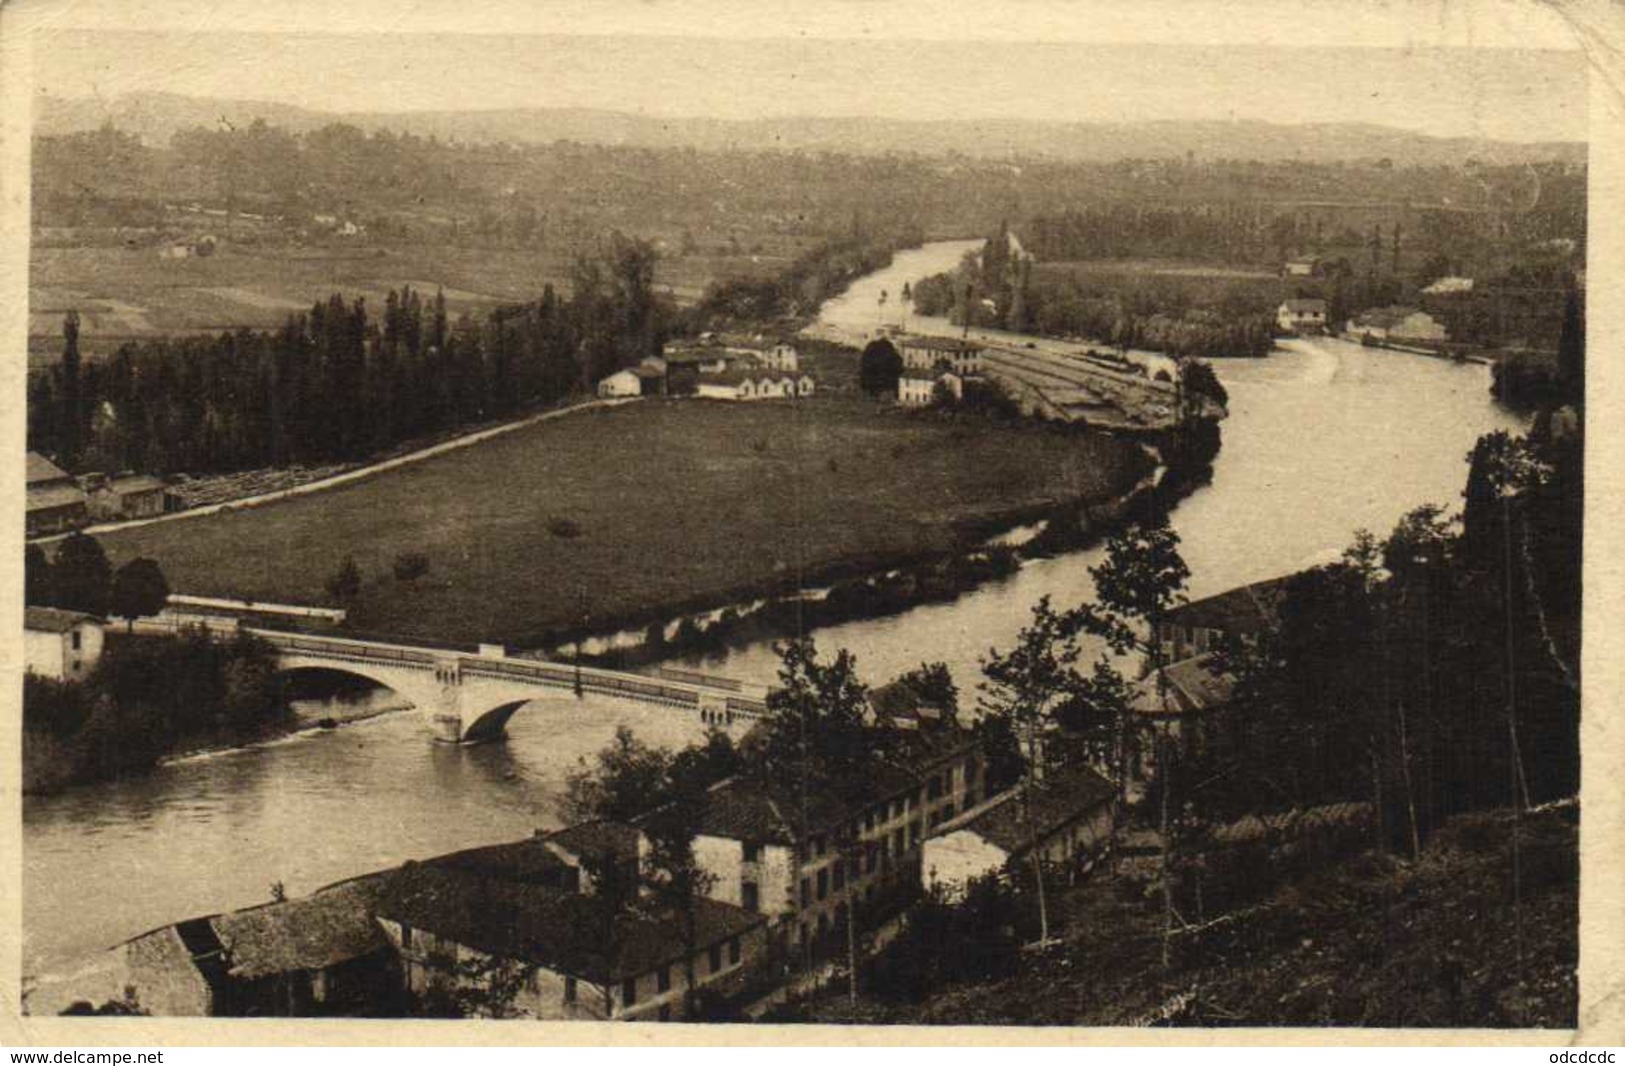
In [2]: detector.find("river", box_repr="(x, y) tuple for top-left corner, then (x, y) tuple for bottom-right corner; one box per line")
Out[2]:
(21, 239), (1527, 997)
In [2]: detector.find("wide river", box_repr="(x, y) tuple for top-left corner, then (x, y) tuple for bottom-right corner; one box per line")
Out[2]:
(22, 240), (1527, 992)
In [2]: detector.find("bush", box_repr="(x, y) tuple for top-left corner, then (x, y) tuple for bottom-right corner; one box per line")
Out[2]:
(392, 551), (431, 583)
(547, 517), (582, 539)
(324, 556), (362, 602)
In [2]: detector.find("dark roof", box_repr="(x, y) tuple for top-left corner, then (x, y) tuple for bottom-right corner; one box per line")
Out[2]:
(696, 724), (979, 845)
(425, 836), (575, 885)
(210, 876), (389, 980)
(26, 452), (71, 485)
(27, 482), (88, 512)
(1163, 575), (1292, 636)
(377, 863), (761, 982)
(694, 778), (797, 845)
(943, 768), (1116, 856)
(105, 475), (167, 495)
(663, 348), (746, 365)
(24, 605), (99, 632)
(1130, 654), (1236, 716)
(898, 335), (983, 353)
(544, 821), (644, 862)
(631, 365), (665, 380)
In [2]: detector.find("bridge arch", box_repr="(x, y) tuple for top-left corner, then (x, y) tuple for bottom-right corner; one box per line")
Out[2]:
(460, 699), (533, 745)
(271, 658), (443, 717)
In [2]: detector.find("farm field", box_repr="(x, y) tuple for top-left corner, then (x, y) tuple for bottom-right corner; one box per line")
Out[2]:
(89, 397), (1144, 647)
(1032, 258), (1290, 309)
(27, 239), (798, 364)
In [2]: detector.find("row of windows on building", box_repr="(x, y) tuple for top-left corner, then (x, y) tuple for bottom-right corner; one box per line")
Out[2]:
(627, 935), (744, 1015)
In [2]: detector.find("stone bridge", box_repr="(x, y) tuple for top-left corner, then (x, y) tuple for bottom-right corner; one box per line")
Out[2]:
(252, 629), (768, 743)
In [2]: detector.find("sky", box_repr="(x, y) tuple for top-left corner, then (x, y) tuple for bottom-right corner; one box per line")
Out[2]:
(22, 9), (1592, 143)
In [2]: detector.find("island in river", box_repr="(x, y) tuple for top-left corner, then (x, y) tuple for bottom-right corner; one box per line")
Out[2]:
(89, 394), (1154, 649)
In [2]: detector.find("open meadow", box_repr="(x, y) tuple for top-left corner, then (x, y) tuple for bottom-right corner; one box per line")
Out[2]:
(28, 238), (801, 364)
(89, 397), (1144, 647)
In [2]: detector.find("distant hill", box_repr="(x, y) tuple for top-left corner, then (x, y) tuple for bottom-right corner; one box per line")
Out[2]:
(34, 90), (1586, 166)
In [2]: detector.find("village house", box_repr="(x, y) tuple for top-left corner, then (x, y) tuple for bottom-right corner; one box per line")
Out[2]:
(1128, 574), (1297, 784)
(693, 370), (814, 402)
(1127, 653), (1238, 783)
(897, 368), (963, 407)
(921, 765), (1117, 901)
(534, 821), (647, 894)
(86, 474), (170, 522)
(896, 335), (985, 374)
(661, 343), (743, 376)
(119, 876), (397, 1017)
(596, 364), (665, 399)
(683, 716), (986, 963)
(1154, 574), (1292, 665)
(759, 343), (800, 372)
(26, 452), (88, 537)
(1347, 306), (1448, 344)
(375, 847), (767, 1021)
(1276, 298), (1329, 335)
(24, 606), (105, 682)
(1281, 258), (1320, 278)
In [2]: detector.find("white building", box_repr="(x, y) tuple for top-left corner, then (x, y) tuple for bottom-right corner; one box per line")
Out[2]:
(922, 767), (1116, 902)
(1277, 299), (1328, 335)
(694, 371), (814, 401)
(897, 369), (963, 407)
(24, 606), (105, 681)
(597, 370), (642, 398)
(759, 343), (800, 372)
(1347, 306), (1448, 343)
(896, 335), (984, 374)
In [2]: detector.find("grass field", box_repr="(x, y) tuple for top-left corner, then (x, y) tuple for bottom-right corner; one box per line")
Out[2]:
(1033, 259), (1289, 311)
(28, 239), (799, 363)
(91, 398), (1143, 647)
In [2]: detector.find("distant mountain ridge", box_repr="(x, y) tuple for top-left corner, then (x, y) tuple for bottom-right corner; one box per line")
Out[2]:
(35, 90), (1586, 166)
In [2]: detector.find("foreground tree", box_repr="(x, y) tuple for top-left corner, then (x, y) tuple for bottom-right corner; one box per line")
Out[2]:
(980, 595), (1088, 945)
(110, 557), (169, 632)
(1069, 515), (1189, 967)
(52, 532), (113, 616)
(25, 543), (53, 606)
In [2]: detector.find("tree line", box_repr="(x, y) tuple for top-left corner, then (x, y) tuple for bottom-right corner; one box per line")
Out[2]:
(28, 235), (664, 475)
(910, 228), (1276, 358)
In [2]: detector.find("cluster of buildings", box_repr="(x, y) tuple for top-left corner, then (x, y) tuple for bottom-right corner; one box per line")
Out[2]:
(597, 335), (815, 402)
(892, 334), (986, 407)
(1274, 299), (1449, 346)
(26, 451), (171, 539)
(106, 697), (1120, 1020)
(1125, 574), (1292, 783)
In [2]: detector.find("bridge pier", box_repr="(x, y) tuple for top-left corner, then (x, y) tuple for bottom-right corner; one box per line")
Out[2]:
(426, 659), (466, 743)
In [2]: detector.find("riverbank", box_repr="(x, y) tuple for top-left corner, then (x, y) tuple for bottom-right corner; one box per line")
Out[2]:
(93, 397), (1152, 648)
(20, 638), (412, 796)
(574, 441), (1174, 671)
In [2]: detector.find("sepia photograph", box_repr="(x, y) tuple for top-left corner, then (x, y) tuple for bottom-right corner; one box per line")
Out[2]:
(3, 0), (1610, 1041)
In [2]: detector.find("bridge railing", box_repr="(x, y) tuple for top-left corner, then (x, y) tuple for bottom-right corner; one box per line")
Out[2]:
(255, 626), (770, 717)
(250, 630), (440, 667)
